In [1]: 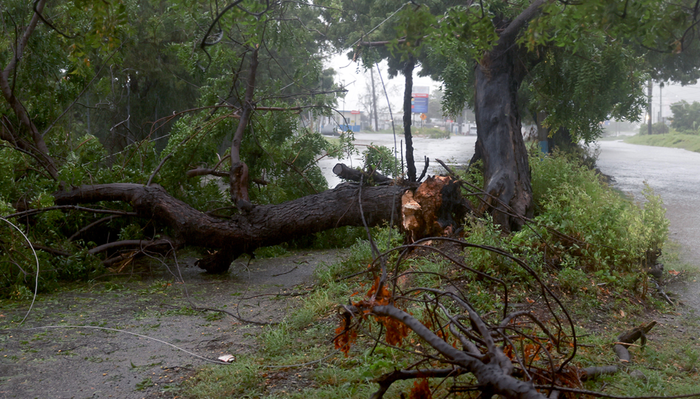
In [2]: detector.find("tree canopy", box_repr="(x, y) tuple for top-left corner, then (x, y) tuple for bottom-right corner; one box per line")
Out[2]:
(670, 100), (700, 133)
(3, 0), (700, 284)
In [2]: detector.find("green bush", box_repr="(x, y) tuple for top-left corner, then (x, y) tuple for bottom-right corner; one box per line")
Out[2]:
(463, 215), (515, 276)
(637, 122), (670, 135)
(557, 264), (589, 292)
(455, 160), (484, 209)
(414, 127), (450, 139)
(528, 150), (668, 273)
(363, 144), (400, 178)
(460, 149), (669, 298)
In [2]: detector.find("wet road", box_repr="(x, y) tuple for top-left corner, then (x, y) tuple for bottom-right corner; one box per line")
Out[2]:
(596, 140), (700, 266)
(319, 132), (477, 188)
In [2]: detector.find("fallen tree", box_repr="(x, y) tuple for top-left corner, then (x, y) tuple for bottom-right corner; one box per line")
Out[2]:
(53, 181), (408, 273)
(45, 164), (474, 274)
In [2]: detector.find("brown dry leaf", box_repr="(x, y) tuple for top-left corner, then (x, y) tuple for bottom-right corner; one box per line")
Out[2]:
(409, 378), (432, 399)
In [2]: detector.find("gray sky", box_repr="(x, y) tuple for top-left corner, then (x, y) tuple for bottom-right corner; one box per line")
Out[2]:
(328, 53), (700, 124)
(327, 53), (439, 112)
(652, 82), (700, 123)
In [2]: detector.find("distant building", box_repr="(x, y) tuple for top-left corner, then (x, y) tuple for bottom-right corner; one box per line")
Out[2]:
(318, 110), (362, 133)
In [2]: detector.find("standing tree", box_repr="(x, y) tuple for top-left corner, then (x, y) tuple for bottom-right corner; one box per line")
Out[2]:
(425, 0), (700, 231)
(325, 1), (456, 182)
(669, 100), (700, 132)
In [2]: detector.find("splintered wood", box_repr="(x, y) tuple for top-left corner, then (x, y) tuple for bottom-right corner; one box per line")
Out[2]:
(402, 176), (463, 241)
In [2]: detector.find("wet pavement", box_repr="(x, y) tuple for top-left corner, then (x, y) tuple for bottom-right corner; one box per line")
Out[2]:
(0, 250), (343, 399)
(318, 132), (477, 188)
(596, 140), (700, 266)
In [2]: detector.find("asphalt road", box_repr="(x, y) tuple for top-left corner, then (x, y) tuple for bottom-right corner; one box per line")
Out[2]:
(596, 140), (700, 267)
(319, 132), (477, 188)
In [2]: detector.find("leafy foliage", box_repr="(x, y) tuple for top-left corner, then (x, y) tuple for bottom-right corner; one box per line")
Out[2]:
(525, 39), (646, 143)
(362, 144), (400, 178)
(529, 149), (669, 274)
(0, 0), (353, 294)
(670, 100), (700, 134)
(639, 121), (671, 135)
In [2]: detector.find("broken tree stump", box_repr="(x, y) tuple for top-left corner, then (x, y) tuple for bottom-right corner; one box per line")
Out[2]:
(401, 176), (470, 241)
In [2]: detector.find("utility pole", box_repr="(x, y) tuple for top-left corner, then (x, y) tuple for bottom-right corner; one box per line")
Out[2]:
(659, 82), (664, 124)
(370, 67), (379, 132)
(647, 79), (653, 135)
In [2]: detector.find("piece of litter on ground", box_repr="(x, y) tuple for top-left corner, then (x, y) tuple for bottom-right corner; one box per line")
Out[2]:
(218, 354), (236, 363)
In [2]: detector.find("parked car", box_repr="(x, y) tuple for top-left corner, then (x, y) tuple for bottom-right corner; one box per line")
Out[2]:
(320, 125), (341, 136)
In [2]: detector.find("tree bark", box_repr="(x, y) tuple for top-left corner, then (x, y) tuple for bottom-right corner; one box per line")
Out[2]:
(472, 2), (546, 232)
(474, 46), (533, 231)
(403, 55), (417, 182)
(0, 0), (59, 180)
(54, 182), (407, 272)
(229, 47), (259, 210)
(371, 304), (546, 399)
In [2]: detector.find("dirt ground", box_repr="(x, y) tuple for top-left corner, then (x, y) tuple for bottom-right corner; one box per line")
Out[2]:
(0, 250), (344, 399)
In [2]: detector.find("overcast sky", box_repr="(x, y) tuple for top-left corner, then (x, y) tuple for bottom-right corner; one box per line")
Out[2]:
(652, 82), (700, 123)
(327, 53), (700, 123)
(326, 53), (439, 113)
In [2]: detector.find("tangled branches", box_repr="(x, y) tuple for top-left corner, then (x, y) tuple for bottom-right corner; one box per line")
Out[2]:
(335, 237), (582, 399)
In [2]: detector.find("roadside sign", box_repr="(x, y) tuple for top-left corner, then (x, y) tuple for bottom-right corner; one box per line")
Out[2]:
(420, 113), (427, 120)
(412, 86), (430, 114)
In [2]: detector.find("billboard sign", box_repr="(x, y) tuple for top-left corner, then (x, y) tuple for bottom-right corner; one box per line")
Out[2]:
(412, 86), (430, 114)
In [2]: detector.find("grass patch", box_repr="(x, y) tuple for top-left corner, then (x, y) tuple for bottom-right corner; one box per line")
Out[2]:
(413, 127), (450, 139)
(622, 132), (700, 153)
(577, 314), (700, 396)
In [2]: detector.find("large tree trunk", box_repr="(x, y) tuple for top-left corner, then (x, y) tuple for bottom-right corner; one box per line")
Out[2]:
(54, 182), (407, 272)
(472, 2), (545, 232)
(474, 45), (533, 232)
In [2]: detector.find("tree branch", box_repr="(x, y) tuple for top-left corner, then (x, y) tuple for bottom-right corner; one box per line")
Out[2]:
(0, 0), (58, 180)
(4, 205), (138, 220)
(88, 238), (179, 255)
(333, 163), (392, 184)
(186, 168), (230, 178)
(53, 182), (406, 262)
(370, 304), (546, 399)
(230, 46), (259, 208)
(499, 0), (547, 45)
